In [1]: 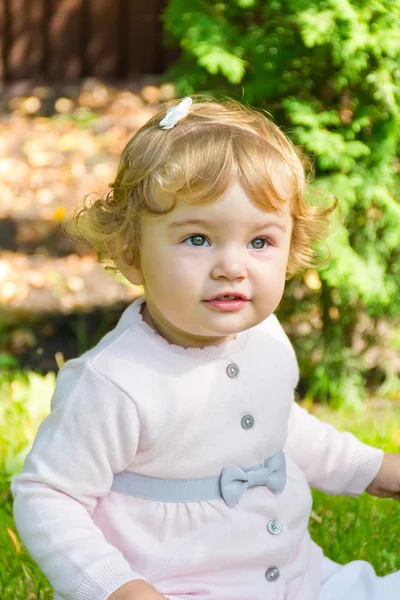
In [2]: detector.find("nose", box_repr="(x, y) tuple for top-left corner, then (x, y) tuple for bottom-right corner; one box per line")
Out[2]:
(211, 245), (247, 281)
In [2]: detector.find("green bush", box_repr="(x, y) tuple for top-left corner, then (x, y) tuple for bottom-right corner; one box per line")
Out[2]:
(163, 0), (400, 406)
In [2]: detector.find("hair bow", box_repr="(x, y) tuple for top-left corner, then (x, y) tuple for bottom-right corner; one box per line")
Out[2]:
(159, 97), (193, 130)
(220, 452), (286, 508)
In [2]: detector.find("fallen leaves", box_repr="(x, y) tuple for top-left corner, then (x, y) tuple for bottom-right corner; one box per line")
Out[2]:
(0, 251), (142, 319)
(0, 78), (174, 223)
(0, 79), (167, 320)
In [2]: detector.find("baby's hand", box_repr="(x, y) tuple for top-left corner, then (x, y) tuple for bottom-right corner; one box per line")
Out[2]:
(365, 453), (400, 501)
(109, 580), (167, 600)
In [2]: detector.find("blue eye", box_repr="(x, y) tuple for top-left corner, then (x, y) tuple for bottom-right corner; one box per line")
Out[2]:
(185, 235), (210, 247)
(248, 237), (270, 250)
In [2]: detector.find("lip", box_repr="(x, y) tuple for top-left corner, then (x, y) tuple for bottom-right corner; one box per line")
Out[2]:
(204, 292), (249, 302)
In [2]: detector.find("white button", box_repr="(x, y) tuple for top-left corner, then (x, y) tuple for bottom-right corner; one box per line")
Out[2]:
(241, 415), (254, 429)
(267, 520), (282, 535)
(226, 363), (239, 378)
(265, 567), (280, 582)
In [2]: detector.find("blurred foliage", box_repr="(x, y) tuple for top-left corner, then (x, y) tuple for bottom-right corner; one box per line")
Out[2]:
(0, 370), (55, 479)
(163, 0), (400, 407)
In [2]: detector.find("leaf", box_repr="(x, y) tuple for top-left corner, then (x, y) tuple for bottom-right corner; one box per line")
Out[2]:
(52, 206), (67, 221)
(0, 354), (20, 368)
(6, 528), (21, 553)
(235, 0), (256, 7)
(296, 10), (336, 47)
(196, 47), (247, 83)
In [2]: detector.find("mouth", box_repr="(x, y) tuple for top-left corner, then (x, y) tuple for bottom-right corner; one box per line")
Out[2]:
(205, 293), (249, 302)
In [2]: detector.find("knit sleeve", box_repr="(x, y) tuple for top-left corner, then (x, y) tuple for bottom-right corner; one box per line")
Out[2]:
(284, 400), (384, 496)
(11, 360), (144, 600)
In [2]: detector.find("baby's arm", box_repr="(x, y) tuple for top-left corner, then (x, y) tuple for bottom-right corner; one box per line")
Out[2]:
(365, 453), (400, 501)
(109, 580), (167, 599)
(11, 360), (152, 600)
(284, 400), (384, 496)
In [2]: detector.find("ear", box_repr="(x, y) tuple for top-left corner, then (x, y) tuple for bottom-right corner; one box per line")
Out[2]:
(114, 258), (144, 286)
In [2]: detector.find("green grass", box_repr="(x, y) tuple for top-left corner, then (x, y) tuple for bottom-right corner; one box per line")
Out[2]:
(0, 371), (399, 598)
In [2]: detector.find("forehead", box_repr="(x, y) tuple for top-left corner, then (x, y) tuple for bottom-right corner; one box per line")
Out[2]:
(156, 182), (292, 230)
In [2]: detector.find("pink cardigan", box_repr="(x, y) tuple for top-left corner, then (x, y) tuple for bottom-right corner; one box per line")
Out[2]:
(11, 296), (384, 600)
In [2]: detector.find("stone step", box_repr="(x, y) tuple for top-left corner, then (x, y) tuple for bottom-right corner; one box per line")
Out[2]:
(0, 216), (85, 256)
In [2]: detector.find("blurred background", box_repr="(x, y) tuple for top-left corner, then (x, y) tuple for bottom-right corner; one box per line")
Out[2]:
(0, 2), (400, 594)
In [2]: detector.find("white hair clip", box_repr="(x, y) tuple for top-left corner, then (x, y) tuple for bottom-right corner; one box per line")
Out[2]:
(159, 97), (193, 130)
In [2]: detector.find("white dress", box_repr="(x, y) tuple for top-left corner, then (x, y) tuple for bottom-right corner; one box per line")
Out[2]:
(321, 556), (400, 599)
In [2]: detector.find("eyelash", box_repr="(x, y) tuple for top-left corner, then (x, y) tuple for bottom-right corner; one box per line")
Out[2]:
(183, 235), (274, 250)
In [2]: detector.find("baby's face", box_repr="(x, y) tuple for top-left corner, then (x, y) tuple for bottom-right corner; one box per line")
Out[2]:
(125, 182), (293, 348)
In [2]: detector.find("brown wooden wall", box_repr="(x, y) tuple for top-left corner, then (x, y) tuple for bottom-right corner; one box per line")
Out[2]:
(0, 0), (177, 82)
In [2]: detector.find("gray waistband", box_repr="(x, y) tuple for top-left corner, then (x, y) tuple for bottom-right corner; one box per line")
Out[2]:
(111, 451), (286, 508)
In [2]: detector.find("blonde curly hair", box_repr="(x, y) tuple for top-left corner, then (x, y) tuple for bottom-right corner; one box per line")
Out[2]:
(63, 95), (336, 280)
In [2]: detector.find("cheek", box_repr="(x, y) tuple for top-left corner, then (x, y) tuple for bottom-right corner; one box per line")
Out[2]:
(253, 252), (288, 291)
(145, 248), (203, 290)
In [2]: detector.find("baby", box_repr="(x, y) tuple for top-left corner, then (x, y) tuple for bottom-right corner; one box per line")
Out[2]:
(11, 97), (400, 600)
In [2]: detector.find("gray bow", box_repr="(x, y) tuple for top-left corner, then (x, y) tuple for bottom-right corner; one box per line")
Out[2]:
(220, 452), (286, 508)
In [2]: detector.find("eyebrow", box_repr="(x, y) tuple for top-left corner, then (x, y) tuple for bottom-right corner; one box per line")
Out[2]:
(168, 218), (287, 233)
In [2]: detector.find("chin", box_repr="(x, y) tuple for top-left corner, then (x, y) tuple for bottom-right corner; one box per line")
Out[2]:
(207, 324), (246, 337)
